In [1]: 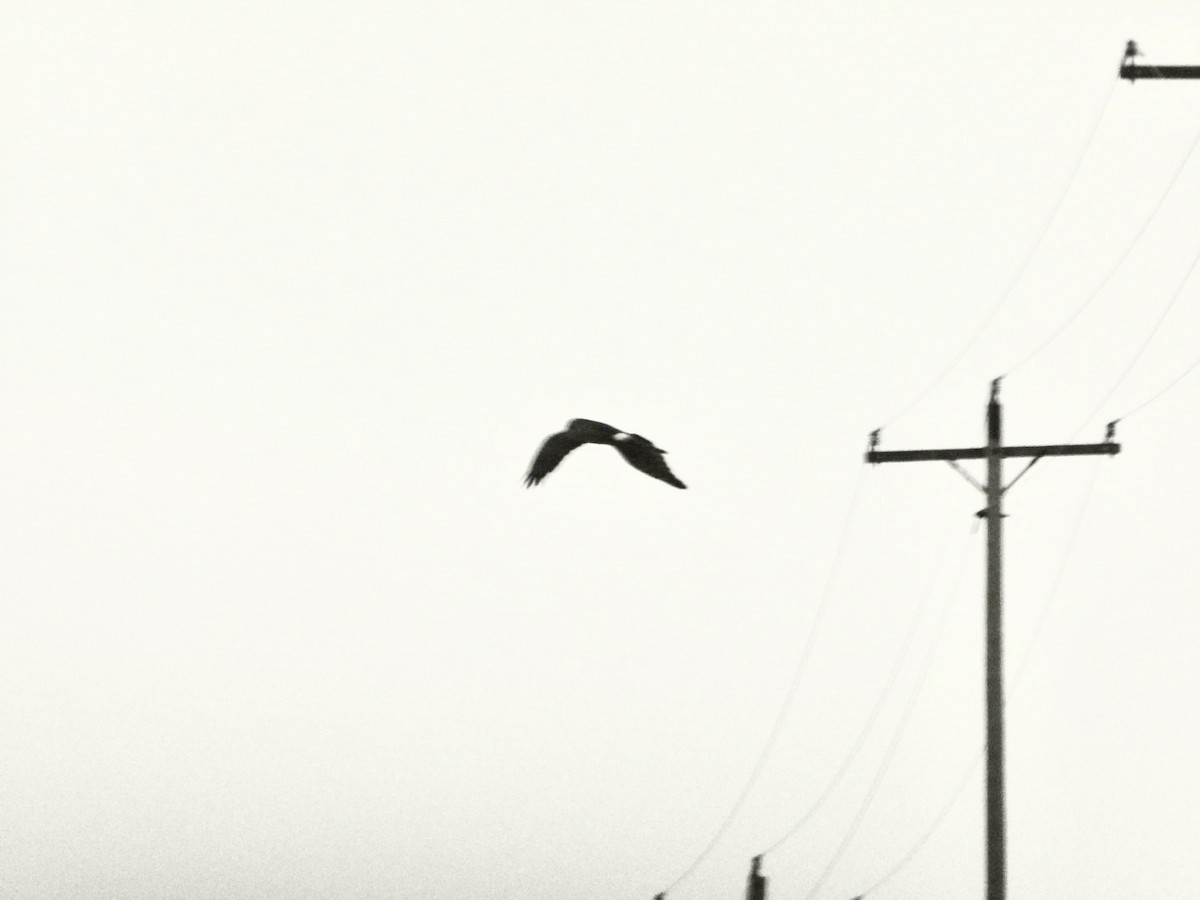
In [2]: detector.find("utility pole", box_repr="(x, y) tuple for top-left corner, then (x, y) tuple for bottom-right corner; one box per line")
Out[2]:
(745, 855), (767, 900)
(864, 380), (1119, 900)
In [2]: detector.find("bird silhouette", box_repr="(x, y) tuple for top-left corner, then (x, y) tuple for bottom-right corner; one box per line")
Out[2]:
(524, 419), (687, 489)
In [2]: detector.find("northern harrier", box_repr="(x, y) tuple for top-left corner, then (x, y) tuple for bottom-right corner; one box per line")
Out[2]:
(524, 419), (687, 489)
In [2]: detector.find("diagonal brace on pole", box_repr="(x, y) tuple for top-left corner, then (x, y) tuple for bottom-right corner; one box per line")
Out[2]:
(946, 459), (985, 493)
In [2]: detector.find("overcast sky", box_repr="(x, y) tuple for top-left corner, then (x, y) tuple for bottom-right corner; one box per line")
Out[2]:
(5, 3), (1200, 899)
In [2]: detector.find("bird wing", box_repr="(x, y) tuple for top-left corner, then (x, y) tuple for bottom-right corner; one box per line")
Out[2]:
(614, 438), (687, 489)
(524, 430), (587, 487)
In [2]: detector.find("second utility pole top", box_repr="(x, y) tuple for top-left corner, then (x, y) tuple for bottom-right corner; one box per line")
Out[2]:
(1120, 40), (1200, 80)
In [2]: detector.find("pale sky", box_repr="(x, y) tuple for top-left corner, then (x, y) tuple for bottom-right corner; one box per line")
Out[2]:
(4, 4), (1200, 899)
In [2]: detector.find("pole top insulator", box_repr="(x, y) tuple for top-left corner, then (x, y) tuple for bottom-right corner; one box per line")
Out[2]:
(990, 377), (1002, 400)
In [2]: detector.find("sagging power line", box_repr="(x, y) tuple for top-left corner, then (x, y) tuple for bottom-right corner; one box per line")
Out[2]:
(655, 465), (870, 897)
(881, 74), (1120, 428)
(643, 41), (1195, 900)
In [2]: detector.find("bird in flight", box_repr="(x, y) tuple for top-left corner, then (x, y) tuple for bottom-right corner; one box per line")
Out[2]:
(524, 419), (687, 489)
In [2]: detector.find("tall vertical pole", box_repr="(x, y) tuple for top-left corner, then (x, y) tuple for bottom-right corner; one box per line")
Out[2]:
(984, 381), (1005, 900)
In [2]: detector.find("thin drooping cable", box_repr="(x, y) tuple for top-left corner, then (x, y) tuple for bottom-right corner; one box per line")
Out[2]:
(880, 77), (1118, 429)
(802, 525), (976, 900)
(1006, 113), (1200, 376)
(1068, 234), (1200, 440)
(1111, 352), (1200, 423)
(858, 751), (982, 899)
(1009, 456), (1103, 693)
(657, 465), (869, 895)
(759, 518), (967, 857)
(857, 460), (1105, 898)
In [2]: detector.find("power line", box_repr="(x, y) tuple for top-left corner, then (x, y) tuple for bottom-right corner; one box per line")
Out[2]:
(801, 525), (976, 900)
(1111, 350), (1200, 422)
(657, 463), (869, 896)
(759, 518), (967, 857)
(1069, 233), (1200, 440)
(880, 76), (1118, 429)
(856, 458), (1105, 898)
(858, 749), (982, 899)
(1008, 456), (1105, 692)
(1006, 113), (1200, 376)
